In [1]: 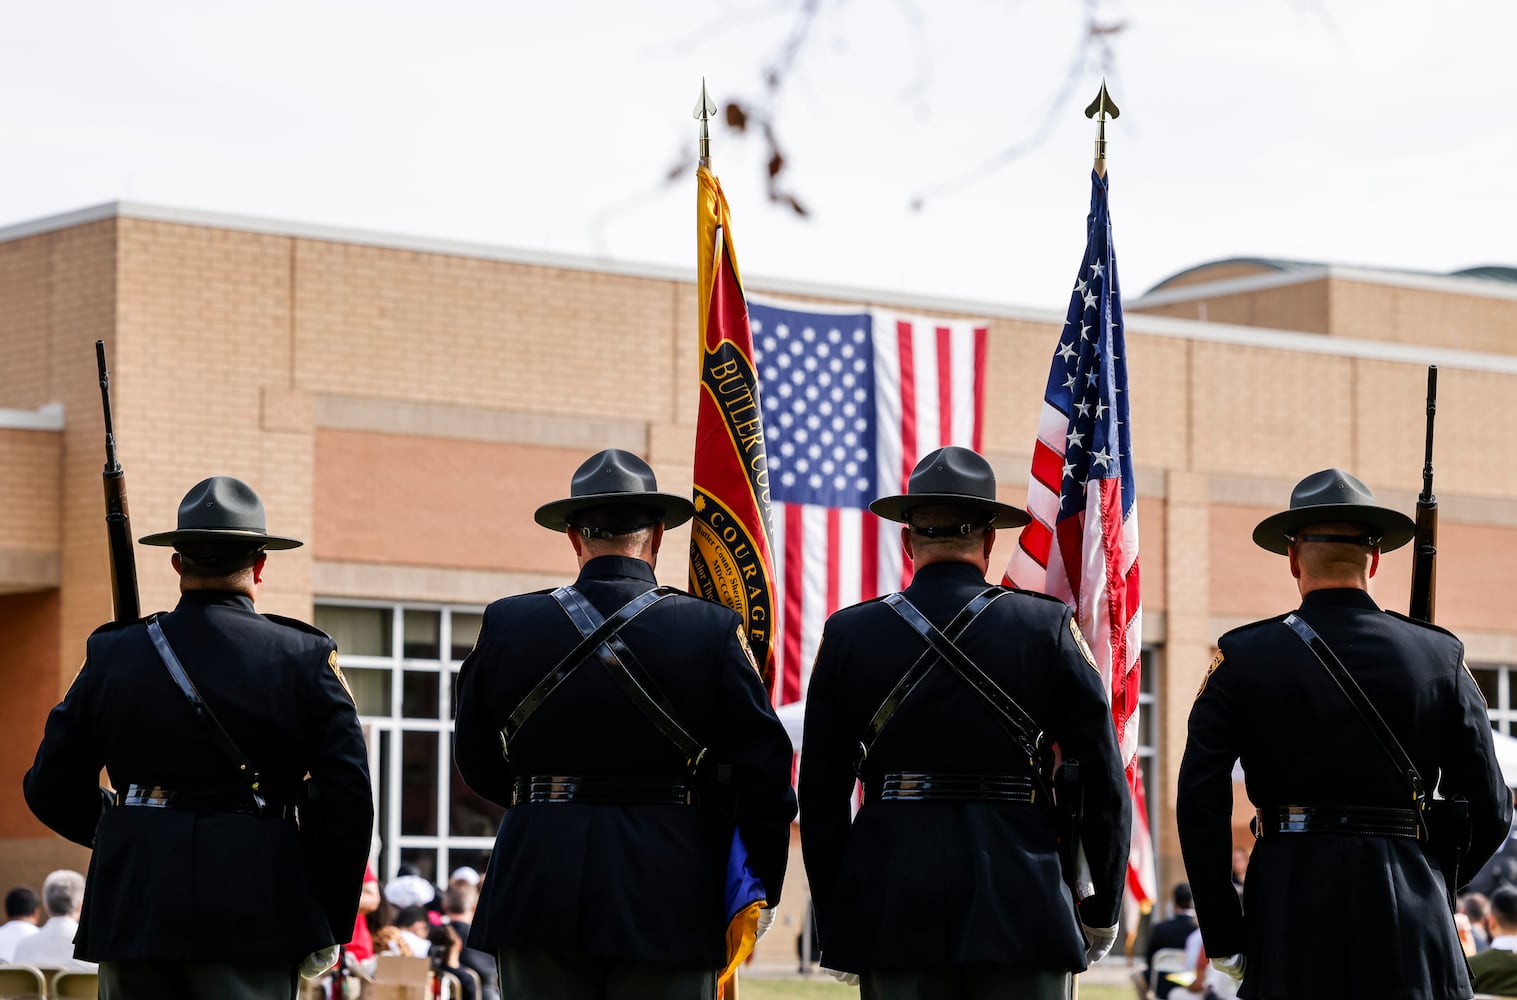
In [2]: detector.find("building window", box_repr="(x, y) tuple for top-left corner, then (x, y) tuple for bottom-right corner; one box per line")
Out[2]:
(315, 601), (494, 883)
(1469, 662), (1517, 735)
(1137, 644), (1160, 862)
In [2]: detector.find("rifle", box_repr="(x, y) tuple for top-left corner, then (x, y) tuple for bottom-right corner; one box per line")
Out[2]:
(1408, 365), (1438, 623)
(96, 340), (140, 621)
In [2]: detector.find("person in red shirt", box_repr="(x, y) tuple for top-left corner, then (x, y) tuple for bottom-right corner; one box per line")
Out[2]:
(345, 864), (380, 963)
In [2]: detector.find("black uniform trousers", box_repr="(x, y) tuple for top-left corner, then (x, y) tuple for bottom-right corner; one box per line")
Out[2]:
(100, 958), (297, 1000)
(862, 966), (1070, 1000)
(499, 947), (716, 1000)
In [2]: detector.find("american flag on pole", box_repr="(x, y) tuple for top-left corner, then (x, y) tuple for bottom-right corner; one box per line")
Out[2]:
(1002, 169), (1156, 909)
(748, 297), (988, 706)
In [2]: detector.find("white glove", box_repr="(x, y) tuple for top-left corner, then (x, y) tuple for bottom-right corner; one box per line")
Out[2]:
(823, 967), (860, 986)
(755, 906), (776, 942)
(1082, 921), (1119, 964)
(1212, 953), (1245, 982)
(299, 945), (340, 980)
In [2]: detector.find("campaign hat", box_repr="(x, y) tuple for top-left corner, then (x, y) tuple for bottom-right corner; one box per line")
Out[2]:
(1251, 468), (1415, 555)
(869, 446), (1029, 528)
(139, 476), (302, 550)
(534, 448), (695, 532)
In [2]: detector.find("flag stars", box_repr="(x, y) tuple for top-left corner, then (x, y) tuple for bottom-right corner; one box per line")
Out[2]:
(1062, 460), (1076, 480)
(1057, 341), (1077, 362)
(1079, 322), (1091, 341)
(1092, 447), (1112, 469)
(1067, 428), (1085, 449)
(1095, 401), (1108, 419)
(1082, 289), (1098, 312)
(1063, 372), (1078, 390)
(1090, 261), (1105, 280)
(1074, 400), (1092, 418)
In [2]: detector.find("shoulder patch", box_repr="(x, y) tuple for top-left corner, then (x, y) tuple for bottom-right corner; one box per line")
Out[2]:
(734, 624), (761, 676)
(1196, 649), (1225, 698)
(1069, 617), (1098, 670)
(328, 648), (356, 703)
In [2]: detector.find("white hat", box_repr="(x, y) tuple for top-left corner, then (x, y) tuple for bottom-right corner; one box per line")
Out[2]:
(449, 866), (481, 886)
(383, 874), (436, 908)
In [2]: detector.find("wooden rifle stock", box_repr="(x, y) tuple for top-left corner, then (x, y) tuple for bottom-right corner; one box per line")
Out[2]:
(1408, 366), (1437, 623)
(97, 340), (140, 621)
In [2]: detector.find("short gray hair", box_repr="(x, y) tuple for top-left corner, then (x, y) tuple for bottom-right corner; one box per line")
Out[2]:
(41, 869), (85, 917)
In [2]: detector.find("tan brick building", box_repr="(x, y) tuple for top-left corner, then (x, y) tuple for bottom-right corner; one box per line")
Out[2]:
(2, 205), (1515, 953)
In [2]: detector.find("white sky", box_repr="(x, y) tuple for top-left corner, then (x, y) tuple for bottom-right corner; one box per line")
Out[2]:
(2, 0), (1512, 309)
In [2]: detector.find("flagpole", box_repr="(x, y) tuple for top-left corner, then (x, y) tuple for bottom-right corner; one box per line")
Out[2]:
(1084, 80), (1120, 178)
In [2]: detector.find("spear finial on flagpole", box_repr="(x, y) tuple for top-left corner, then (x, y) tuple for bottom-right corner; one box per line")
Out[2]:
(1085, 79), (1120, 178)
(694, 78), (718, 169)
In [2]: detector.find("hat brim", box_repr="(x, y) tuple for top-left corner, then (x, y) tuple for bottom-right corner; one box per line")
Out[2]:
(869, 492), (1030, 529)
(534, 491), (696, 532)
(1251, 503), (1415, 555)
(139, 528), (303, 550)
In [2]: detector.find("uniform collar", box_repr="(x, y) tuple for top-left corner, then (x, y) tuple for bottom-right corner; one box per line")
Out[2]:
(174, 590), (256, 613)
(576, 555), (658, 585)
(1299, 587), (1380, 612)
(905, 560), (991, 588)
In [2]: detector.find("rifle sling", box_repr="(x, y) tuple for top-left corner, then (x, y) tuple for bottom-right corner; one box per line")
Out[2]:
(881, 591), (1047, 769)
(145, 615), (265, 801)
(856, 586), (1005, 772)
(1281, 614), (1427, 809)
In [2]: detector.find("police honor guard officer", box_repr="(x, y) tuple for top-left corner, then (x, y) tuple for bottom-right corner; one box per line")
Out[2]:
(1177, 469), (1511, 1000)
(798, 446), (1132, 1000)
(23, 477), (374, 1000)
(453, 449), (797, 999)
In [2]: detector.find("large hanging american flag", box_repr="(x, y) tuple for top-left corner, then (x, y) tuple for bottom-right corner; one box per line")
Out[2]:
(748, 296), (987, 705)
(1002, 169), (1156, 909)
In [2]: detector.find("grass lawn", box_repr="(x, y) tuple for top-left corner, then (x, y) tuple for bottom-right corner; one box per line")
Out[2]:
(738, 975), (1132, 999)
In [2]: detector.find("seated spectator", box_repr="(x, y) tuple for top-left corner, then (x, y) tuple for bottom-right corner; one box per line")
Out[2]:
(444, 885), (497, 1000)
(428, 923), (479, 1000)
(395, 906), (433, 958)
(12, 870), (95, 971)
(1461, 891), (1492, 953)
(0, 885), (40, 961)
(1470, 886), (1517, 994)
(1183, 925), (1239, 1000)
(1146, 883), (1198, 999)
(372, 925), (406, 958)
(347, 863), (381, 963)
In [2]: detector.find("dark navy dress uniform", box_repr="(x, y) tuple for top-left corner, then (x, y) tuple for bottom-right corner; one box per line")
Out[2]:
(1177, 587), (1511, 1000)
(798, 560), (1132, 979)
(23, 591), (374, 975)
(453, 555), (797, 970)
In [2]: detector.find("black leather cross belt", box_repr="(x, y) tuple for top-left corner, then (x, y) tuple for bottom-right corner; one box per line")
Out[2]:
(122, 783), (295, 820)
(868, 771), (1041, 804)
(510, 775), (697, 807)
(1257, 804), (1420, 839)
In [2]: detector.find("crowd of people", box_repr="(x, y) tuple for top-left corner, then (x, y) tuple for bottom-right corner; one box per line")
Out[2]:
(0, 870), (97, 973)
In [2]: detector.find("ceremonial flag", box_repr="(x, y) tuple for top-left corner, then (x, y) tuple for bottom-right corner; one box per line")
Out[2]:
(689, 162), (776, 988)
(748, 297), (988, 706)
(1002, 169), (1156, 908)
(690, 164), (780, 687)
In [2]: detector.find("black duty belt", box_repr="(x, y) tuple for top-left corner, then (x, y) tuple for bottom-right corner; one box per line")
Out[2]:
(867, 771), (1041, 805)
(510, 774), (697, 807)
(122, 783), (296, 820)
(1256, 804), (1420, 840)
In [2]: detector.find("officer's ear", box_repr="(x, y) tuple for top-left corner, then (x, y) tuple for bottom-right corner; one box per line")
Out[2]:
(1287, 542), (1303, 581)
(251, 553), (267, 586)
(981, 526), (996, 561)
(170, 552), (185, 578)
(900, 526), (916, 565)
(1368, 547), (1380, 579)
